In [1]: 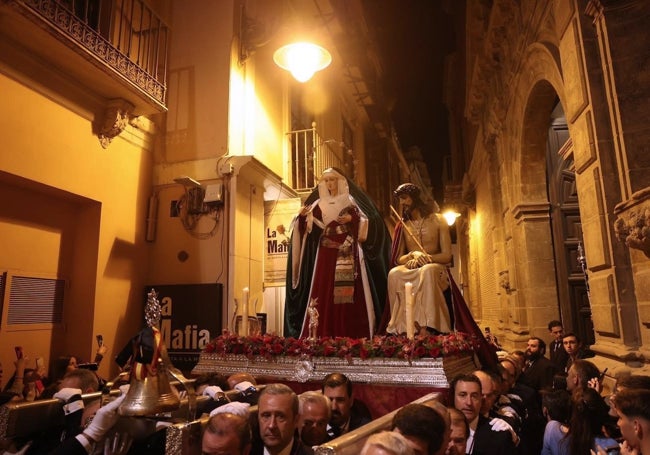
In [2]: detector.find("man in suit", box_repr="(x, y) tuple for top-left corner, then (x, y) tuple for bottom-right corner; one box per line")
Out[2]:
(450, 373), (515, 455)
(298, 391), (332, 447)
(547, 320), (569, 371)
(521, 337), (558, 392)
(321, 373), (371, 437)
(50, 394), (127, 455)
(251, 383), (312, 455)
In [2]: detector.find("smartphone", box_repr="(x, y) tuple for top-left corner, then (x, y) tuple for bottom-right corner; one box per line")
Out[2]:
(78, 362), (99, 371)
(15, 346), (23, 359)
(96, 334), (104, 347)
(36, 356), (44, 370)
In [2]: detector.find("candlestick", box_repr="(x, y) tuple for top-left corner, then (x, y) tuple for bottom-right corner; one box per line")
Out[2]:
(241, 287), (249, 336)
(405, 282), (414, 339)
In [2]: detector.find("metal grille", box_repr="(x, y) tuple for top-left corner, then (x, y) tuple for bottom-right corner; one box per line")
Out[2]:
(23, 0), (169, 104)
(288, 124), (345, 192)
(8, 276), (65, 324)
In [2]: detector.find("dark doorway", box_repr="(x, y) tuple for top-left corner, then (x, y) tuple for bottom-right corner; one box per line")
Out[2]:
(546, 106), (595, 346)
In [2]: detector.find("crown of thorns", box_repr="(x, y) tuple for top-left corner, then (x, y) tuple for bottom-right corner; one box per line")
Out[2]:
(394, 183), (420, 198)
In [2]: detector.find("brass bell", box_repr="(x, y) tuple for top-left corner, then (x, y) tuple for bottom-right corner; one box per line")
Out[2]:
(118, 357), (180, 416)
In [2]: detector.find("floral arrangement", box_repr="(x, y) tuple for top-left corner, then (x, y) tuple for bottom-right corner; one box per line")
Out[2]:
(202, 332), (477, 362)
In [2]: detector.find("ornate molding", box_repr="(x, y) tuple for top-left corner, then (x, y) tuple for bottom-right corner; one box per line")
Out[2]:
(98, 99), (134, 148)
(511, 201), (551, 223)
(466, 0), (518, 132)
(614, 187), (650, 257)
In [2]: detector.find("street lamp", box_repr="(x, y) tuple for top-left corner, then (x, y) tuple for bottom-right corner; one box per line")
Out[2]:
(273, 41), (332, 82)
(442, 209), (461, 226)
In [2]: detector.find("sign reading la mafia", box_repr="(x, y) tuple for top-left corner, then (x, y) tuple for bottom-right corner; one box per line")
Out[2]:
(145, 283), (222, 372)
(264, 198), (301, 286)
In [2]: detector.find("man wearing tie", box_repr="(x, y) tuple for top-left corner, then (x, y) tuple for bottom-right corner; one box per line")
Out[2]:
(547, 320), (568, 372)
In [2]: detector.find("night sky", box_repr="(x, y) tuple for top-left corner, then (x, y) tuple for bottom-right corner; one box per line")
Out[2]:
(362, 0), (455, 197)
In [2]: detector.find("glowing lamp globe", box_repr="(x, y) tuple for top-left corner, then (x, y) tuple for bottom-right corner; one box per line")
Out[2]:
(442, 210), (461, 226)
(273, 42), (332, 82)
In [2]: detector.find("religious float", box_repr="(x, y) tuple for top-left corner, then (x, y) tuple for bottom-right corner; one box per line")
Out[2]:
(192, 331), (480, 418)
(193, 331), (477, 385)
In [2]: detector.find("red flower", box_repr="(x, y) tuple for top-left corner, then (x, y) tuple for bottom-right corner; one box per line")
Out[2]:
(201, 332), (473, 360)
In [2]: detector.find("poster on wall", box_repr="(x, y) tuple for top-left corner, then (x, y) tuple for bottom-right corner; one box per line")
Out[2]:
(264, 198), (301, 286)
(144, 283), (222, 372)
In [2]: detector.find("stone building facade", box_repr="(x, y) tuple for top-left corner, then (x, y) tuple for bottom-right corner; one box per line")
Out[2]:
(445, 0), (650, 376)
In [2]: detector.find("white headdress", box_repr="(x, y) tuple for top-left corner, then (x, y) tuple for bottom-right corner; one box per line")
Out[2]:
(317, 168), (351, 225)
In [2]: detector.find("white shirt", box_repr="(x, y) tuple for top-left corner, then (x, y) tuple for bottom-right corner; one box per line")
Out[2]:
(263, 437), (294, 455)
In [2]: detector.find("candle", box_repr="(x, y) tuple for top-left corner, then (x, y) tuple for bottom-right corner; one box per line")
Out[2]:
(405, 282), (414, 339)
(241, 287), (249, 336)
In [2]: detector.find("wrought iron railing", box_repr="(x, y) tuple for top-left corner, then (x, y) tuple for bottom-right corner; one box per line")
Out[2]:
(288, 123), (346, 192)
(16, 0), (169, 106)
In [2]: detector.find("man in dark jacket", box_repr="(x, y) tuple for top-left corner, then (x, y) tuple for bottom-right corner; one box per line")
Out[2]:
(250, 383), (313, 455)
(321, 373), (371, 437)
(547, 320), (569, 371)
(450, 373), (515, 455)
(521, 337), (558, 392)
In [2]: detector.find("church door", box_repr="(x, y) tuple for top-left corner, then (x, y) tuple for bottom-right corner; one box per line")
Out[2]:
(546, 121), (595, 346)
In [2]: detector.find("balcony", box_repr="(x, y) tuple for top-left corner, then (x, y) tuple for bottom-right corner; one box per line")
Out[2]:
(0, 0), (169, 116)
(288, 123), (350, 193)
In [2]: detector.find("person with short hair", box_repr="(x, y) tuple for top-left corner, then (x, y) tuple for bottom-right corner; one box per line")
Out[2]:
(450, 374), (515, 454)
(612, 388), (650, 454)
(202, 412), (252, 455)
(607, 374), (650, 417)
(446, 407), (469, 455)
(321, 373), (371, 437)
(298, 391), (331, 447)
(547, 320), (569, 371)
(521, 337), (558, 392)
(251, 383), (312, 455)
(360, 431), (414, 455)
(562, 332), (594, 373)
(391, 403), (447, 455)
(565, 359), (601, 394)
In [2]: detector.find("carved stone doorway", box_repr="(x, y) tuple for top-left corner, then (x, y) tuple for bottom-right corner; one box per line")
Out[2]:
(546, 112), (595, 346)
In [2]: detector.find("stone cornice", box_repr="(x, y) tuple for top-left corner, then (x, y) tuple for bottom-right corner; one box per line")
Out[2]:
(511, 201), (551, 223)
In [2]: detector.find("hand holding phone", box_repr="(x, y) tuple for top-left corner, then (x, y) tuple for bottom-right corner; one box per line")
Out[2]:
(97, 334), (104, 347)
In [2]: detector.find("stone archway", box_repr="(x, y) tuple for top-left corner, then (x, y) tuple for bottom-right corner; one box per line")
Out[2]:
(504, 44), (576, 338)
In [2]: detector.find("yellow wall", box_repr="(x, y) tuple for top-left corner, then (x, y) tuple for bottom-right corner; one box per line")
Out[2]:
(147, 182), (227, 285)
(0, 73), (154, 381)
(164, 0), (233, 163)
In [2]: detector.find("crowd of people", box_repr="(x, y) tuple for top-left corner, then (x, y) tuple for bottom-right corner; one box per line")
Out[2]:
(2, 322), (649, 455)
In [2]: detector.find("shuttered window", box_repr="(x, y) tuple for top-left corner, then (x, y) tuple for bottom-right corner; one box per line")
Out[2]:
(8, 275), (65, 324)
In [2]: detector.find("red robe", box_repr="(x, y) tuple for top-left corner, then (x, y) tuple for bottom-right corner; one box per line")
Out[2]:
(298, 204), (371, 338)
